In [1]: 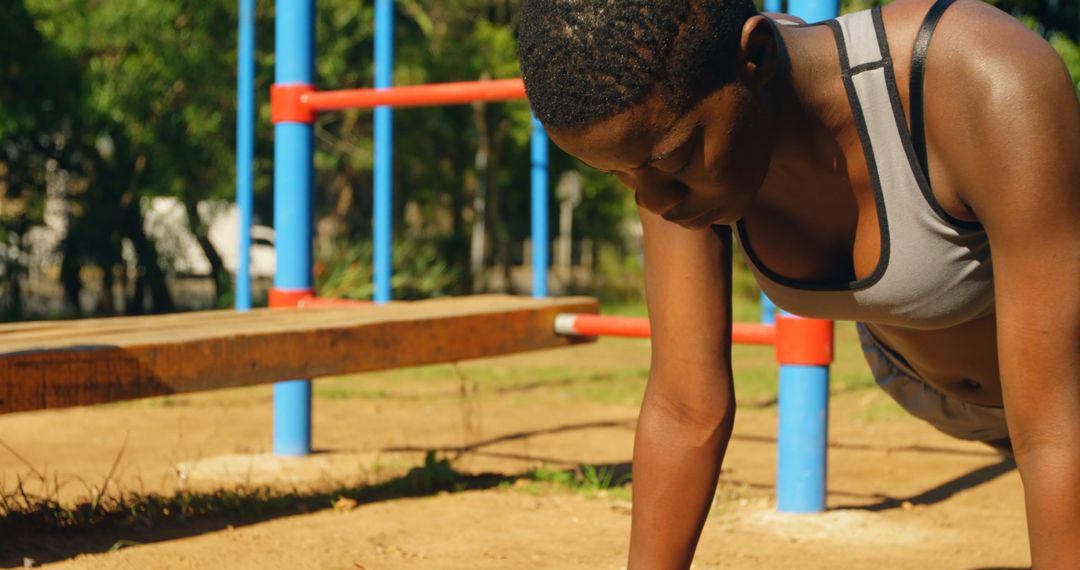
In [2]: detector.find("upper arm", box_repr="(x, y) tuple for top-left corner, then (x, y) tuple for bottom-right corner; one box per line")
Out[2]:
(954, 27), (1080, 450)
(640, 207), (735, 417)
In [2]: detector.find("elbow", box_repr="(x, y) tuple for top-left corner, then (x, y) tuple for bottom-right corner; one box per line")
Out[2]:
(640, 384), (736, 449)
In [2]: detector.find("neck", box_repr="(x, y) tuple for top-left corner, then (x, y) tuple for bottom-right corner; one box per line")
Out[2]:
(751, 21), (859, 220)
(759, 22), (856, 204)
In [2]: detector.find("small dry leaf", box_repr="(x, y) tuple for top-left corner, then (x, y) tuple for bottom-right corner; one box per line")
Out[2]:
(335, 496), (359, 512)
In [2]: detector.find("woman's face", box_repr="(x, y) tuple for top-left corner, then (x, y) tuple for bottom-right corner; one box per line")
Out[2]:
(547, 82), (775, 229)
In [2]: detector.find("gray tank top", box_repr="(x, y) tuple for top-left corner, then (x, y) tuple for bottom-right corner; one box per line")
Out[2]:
(733, 6), (994, 331)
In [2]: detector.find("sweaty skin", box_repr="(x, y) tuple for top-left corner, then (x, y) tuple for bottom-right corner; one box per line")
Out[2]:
(546, 0), (1080, 568)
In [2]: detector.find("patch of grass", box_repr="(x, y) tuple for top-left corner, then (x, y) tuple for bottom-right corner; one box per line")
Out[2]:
(501, 463), (632, 501)
(312, 385), (391, 401)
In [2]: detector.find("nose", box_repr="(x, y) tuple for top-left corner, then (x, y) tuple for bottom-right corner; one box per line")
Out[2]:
(632, 173), (690, 215)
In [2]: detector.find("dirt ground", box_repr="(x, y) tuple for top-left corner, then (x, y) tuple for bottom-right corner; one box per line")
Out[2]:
(1, 328), (1030, 569)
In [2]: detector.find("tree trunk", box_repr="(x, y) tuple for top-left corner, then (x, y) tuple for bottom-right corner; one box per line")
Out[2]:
(469, 97), (491, 292)
(3, 232), (25, 320)
(59, 235), (83, 314)
(130, 273), (146, 315)
(123, 199), (174, 313)
(100, 260), (116, 315)
(184, 199), (231, 306)
(485, 117), (513, 294)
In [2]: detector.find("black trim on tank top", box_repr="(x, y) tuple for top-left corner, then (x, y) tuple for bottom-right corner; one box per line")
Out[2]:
(871, 4), (983, 232)
(848, 60), (887, 76)
(735, 19), (891, 293)
(909, 0), (956, 187)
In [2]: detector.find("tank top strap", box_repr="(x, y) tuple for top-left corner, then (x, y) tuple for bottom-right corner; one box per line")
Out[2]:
(833, 8), (883, 71)
(826, 7), (933, 236)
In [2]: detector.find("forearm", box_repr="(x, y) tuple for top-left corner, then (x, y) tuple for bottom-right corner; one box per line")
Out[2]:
(1017, 444), (1080, 569)
(996, 310), (1080, 568)
(628, 393), (735, 570)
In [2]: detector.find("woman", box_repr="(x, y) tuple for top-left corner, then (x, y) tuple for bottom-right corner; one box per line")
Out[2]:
(517, 0), (1080, 567)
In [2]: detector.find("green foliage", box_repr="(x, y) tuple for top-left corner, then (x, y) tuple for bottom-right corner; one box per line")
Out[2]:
(592, 242), (645, 304)
(316, 236), (461, 300)
(5, 0), (261, 314)
(1050, 33), (1080, 97)
(0, 2), (80, 317)
(4, 0), (1077, 318)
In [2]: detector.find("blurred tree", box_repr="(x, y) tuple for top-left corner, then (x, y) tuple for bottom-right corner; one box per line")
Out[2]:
(309, 0), (632, 297)
(23, 0), (269, 312)
(0, 1), (80, 318)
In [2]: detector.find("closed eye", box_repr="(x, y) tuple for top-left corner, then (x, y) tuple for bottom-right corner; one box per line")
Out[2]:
(650, 126), (700, 176)
(656, 159), (691, 176)
(652, 147), (695, 177)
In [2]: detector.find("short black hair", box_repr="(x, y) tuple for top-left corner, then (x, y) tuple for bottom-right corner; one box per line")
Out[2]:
(517, 0), (758, 129)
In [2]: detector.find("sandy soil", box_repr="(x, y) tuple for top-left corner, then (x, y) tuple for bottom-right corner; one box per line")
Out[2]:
(1, 333), (1030, 569)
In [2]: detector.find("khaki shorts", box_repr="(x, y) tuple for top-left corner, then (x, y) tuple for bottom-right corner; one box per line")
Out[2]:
(856, 322), (1009, 442)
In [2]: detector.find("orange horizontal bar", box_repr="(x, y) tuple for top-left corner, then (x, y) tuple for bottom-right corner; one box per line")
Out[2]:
(556, 314), (776, 346)
(564, 314), (651, 338)
(733, 322), (778, 346)
(304, 78), (526, 111)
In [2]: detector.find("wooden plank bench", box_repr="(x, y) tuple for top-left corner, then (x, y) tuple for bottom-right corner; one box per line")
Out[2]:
(0, 295), (598, 414)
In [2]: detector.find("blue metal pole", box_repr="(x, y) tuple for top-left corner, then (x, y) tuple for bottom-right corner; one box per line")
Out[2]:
(272, 0), (315, 457)
(236, 0), (255, 312)
(776, 363), (829, 512)
(773, 0), (838, 513)
(530, 115), (549, 299)
(373, 0), (394, 304)
(760, 291), (776, 325)
(788, 0), (839, 23)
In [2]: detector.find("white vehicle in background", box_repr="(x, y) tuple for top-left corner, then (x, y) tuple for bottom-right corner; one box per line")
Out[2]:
(145, 197), (275, 280)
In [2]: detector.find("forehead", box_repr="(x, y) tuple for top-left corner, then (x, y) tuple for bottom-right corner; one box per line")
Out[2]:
(547, 95), (685, 170)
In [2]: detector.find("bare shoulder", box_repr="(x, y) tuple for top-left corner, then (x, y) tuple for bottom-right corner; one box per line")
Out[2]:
(894, 0), (1080, 205)
(939, 0), (1073, 106)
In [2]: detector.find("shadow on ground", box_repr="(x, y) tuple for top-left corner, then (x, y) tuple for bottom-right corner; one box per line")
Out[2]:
(832, 457), (1016, 512)
(1, 417), (1016, 568)
(0, 427), (633, 569)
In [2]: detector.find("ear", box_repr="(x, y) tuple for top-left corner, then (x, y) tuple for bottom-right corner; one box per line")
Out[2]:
(736, 15), (782, 88)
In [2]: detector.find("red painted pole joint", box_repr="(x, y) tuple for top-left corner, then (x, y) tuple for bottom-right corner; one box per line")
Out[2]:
(268, 287), (315, 308)
(269, 289), (374, 309)
(775, 314), (834, 366)
(271, 83), (316, 124)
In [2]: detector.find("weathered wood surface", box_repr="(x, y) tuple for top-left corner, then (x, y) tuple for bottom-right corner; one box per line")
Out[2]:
(0, 295), (598, 415)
